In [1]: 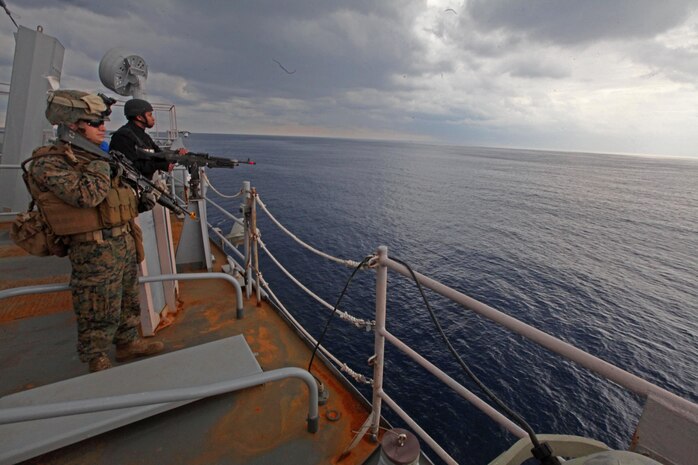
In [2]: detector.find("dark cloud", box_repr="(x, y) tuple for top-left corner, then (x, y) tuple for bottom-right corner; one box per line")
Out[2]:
(51, 1), (427, 102)
(8, 0), (134, 18)
(467, 0), (698, 45)
(5, 1), (698, 156)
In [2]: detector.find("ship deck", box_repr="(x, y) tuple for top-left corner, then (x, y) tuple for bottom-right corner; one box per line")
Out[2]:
(0, 216), (382, 465)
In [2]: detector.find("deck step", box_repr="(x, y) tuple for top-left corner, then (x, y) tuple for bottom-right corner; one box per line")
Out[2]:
(0, 334), (262, 465)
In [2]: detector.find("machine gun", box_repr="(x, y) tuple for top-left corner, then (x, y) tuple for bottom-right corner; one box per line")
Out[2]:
(149, 150), (256, 170)
(57, 126), (195, 219)
(141, 149), (255, 199)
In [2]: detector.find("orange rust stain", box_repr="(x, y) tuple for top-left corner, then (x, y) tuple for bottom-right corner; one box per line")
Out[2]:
(199, 384), (310, 463)
(0, 274), (70, 291)
(9, 215), (379, 464)
(249, 324), (282, 367)
(0, 244), (29, 258)
(0, 289), (72, 322)
(154, 311), (176, 332)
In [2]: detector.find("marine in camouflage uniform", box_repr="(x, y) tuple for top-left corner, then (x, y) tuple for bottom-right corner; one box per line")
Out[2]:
(26, 89), (163, 372)
(30, 151), (141, 360)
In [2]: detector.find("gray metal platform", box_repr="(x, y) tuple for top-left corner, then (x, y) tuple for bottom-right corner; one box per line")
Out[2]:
(0, 335), (262, 465)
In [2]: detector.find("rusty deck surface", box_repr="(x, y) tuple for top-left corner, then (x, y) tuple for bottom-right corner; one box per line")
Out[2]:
(0, 218), (381, 465)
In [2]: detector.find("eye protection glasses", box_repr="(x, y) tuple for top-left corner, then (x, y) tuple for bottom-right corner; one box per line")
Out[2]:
(83, 120), (105, 128)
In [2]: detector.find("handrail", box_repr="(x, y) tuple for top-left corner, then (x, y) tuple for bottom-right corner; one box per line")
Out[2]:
(205, 194), (246, 227)
(0, 272), (245, 319)
(385, 257), (698, 414)
(0, 366), (320, 433)
(362, 246), (698, 465)
(195, 184), (698, 463)
(381, 328), (526, 438)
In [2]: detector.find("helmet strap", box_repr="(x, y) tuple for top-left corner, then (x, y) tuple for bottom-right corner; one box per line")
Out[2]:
(134, 114), (147, 128)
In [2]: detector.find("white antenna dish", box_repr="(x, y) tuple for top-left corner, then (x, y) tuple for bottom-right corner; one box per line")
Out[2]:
(99, 48), (148, 99)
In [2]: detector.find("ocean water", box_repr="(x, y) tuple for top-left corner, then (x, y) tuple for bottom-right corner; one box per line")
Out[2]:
(186, 133), (697, 464)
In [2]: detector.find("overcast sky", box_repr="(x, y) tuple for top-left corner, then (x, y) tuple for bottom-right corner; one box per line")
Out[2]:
(2, 1), (698, 157)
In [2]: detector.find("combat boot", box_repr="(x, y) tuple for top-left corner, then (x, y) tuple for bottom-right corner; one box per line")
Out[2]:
(116, 338), (165, 362)
(89, 354), (112, 372)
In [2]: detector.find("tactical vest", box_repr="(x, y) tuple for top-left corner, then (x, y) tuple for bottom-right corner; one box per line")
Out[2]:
(25, 144), (138, 236)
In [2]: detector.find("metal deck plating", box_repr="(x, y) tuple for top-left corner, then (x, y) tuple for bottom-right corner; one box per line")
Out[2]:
(0, 220), (382, 465)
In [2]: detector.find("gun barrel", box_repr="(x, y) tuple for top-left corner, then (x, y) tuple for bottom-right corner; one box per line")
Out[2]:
(148, 150), (255, 168)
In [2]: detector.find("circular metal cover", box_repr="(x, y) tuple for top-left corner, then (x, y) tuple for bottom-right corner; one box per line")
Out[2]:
(380, 428), (420, 465)
(99, 48), (148, 96)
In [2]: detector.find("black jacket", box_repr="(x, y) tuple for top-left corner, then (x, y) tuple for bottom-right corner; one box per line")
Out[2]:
(109, 121), (169, 179)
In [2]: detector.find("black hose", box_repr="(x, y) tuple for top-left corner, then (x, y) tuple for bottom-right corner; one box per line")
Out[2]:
(391, 256), (561, 465)
(307, 255), (371, 374)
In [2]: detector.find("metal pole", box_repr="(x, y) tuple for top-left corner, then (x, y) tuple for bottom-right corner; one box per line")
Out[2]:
(250, 187), (262, 306)
(385, 258), (698, 415)
(241, 181), (252, 299)
(370, 245), (388, 439)
(0, 272), (245, 319)
(383, 329), (526, 438)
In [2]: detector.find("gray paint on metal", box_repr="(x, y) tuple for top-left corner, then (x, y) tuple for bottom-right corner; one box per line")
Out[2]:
(176, 199), (212, 271)
(632, 393), (698, 465)
(138, 209), (166, 313)
(0, 335), (262, 465)
(0, 26), (63, 213)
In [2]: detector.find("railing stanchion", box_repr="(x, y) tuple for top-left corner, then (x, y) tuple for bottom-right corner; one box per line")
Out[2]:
(241, 181), (252, 299)
(251, 187), (262, 306)
(370, 245), (388, 439)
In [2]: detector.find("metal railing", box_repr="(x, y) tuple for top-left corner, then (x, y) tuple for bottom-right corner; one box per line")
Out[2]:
(0, 366), (320, 433)
(0, 272), (245, 319)
(366, 246), (698, 465)
(166, 174), (698, 464)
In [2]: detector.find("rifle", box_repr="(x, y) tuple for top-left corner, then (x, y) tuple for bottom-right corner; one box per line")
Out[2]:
(57, 126), (195, 220)
(140, 149), (255, 199)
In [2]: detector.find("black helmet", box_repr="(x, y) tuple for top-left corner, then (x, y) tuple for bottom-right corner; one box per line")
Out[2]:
(124, 98), (154, 119)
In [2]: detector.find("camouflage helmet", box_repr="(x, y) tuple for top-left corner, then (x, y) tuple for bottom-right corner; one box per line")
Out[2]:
(45, 89), (114, 125)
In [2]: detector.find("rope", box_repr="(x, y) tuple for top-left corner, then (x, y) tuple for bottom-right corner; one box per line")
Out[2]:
(203, 185), (374, 384)
(258, 275), (373, 386)
(341, 364), (373, 385)
(202, 171), (243, 199)
(258, 238), (375, 331)
(256, 196), (362, 268)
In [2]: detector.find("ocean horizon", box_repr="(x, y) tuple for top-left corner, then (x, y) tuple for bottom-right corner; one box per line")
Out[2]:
(181, 131), (698, 161)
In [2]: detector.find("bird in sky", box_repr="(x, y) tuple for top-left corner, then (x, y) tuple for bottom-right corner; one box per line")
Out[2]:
(273, 59), (296, 75)
(444, 8), (457, 15)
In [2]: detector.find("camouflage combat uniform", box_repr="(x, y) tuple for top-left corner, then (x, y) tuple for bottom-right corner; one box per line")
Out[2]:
(30, 145), (140, 363)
